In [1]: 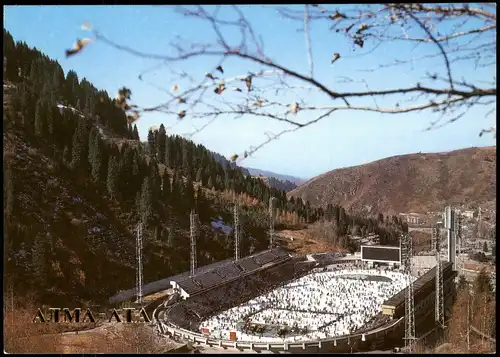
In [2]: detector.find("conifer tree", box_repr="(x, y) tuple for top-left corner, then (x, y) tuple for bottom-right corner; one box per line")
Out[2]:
(162, 172), (171, 200)
(185, 176), (195, 209)
(133, 124), (140, 140)
(207, 176), (214, 190)
(31, 232), (49, 287)
(71, 118), (88, 170)
(147, 129), (156, 158)
(128, 123), (133, 139)
(215, 175), (223, 190)
(34, 99), (45, 137)
(91, 136), (103, 182)
(181, 141), (192, 177)
(149, 157), (161, 199)
(63, 145), (71, 166)
(157, 124), (167, 164)
(4, 164), (15, 217)
(165, 138), (173, 167)
(107, 156), (119, 200)
(474, 269), (492, 295)
(140, 177), (154, 223)
(88, 127), (97, 164)
(196, 167), (203, 183)
(46, 104), (56, 138)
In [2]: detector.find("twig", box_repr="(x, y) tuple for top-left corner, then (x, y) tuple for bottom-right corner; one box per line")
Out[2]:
(304, 5), (314, 78)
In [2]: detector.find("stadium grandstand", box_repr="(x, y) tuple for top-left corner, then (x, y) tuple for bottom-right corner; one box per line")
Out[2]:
(154, 246), (457, 353)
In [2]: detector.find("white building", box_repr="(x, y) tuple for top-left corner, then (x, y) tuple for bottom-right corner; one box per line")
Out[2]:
(460, 210), (475, 219)
(399, 213), (421, 225)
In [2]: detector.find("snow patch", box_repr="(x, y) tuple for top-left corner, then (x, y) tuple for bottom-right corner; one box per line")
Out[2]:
(56, 103), (85, 118)
(210, 217), (233, 235)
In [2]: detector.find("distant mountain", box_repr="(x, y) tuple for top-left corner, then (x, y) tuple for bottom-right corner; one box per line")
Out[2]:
(254, 176), (298, 193)
(245, 167), (306, 186)
(289, 147), (496, 215)
(211, 152), (250, 176)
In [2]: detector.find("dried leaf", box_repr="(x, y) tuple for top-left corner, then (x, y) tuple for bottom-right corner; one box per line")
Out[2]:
(81, 23), (93, 31)
(66, 38), (93, 57)
(243, 76), (253, 92)
(289, 102), (299, 114)
(172, 84), (180, 92)
(353, 37), (364, 48)
(205, 73), (218, 80)
(331, 53), (341, 64)
(118, 87), (132, 100)
(329, 11), (347, 20)
(127, 111), (140, 124)
(253, 99), (264, 108)
(178, 110), (186, 119)
(230, 154), (239, 162)
(214, 81), (226, 95)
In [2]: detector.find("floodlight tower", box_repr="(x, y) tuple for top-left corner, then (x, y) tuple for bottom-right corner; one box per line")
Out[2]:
(234, 202), (240, 261)
(269, 197), (276, 250)
(433, 225), (445, 330)
(189, 210), (198, 277)
(135, 221), (144, 304)
(444, 206), (456, 270)
(455, 211), (463, 278)
(401, 233), (416, 352)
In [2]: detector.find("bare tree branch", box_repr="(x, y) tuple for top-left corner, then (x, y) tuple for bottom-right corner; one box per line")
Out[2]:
(402, 6), (455, 90)
(304, 5), (314, 77)
(75, 3), (496, 160)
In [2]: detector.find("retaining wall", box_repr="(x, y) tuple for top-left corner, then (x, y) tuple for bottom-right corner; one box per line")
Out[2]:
(156, 316), (404, 353)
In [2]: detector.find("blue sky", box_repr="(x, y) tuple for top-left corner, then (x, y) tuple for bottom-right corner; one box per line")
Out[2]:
(4, 5), (496, 179)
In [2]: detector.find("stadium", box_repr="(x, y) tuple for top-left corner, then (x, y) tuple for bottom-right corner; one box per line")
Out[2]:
(147, 245), (457, 353)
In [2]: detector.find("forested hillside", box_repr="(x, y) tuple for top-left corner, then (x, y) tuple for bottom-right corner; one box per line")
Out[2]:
(3, 29), (407, 307)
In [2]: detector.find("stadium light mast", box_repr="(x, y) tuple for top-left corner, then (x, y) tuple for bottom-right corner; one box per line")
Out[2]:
(234, 202), (240, 261)
(433, 225), (445, 331)
(401, 232), (416, 352)
(478, 206), (482, 239)
(455, 211), (463, 278)
(269, 197), (276, 250)
(190, 210), (198, 277)
(136, 221), (144, 304)
(444, 206), (456, 270)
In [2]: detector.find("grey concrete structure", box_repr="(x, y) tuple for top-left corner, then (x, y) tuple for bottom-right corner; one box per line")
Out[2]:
(108, 257), (235, 304)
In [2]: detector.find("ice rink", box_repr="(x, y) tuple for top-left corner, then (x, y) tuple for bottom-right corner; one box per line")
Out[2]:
(200, 267), (413, 342)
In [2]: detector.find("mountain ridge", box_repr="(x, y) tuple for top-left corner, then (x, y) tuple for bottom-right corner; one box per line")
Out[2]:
(245, 167), (306, 185)
(289, 146), (496, 215)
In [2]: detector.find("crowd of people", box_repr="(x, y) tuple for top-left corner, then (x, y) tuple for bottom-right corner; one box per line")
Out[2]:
(199, 266), (410, 342)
